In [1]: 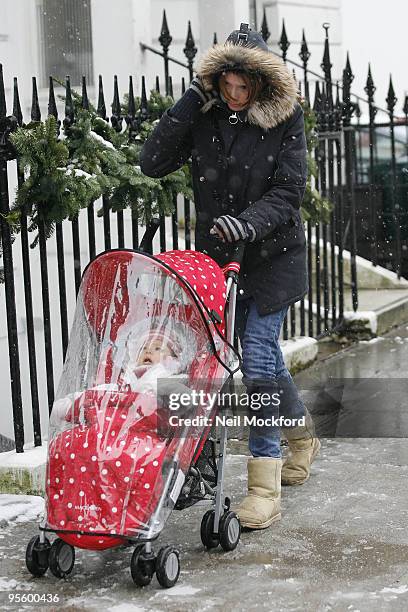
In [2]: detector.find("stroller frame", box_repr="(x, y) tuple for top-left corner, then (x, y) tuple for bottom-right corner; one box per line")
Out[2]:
(137, 260), (241, 559)
(213, 273), (238, 531)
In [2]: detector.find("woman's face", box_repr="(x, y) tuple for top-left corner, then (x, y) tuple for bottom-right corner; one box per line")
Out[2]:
(219, 72), (250, 111)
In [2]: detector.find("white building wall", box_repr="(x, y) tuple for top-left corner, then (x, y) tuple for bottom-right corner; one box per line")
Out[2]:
(0, 1), (39, 118)
(90, 0), (136, 93)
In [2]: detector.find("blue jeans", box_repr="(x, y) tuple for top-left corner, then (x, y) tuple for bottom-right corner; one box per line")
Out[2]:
(235, 298), (306, 459)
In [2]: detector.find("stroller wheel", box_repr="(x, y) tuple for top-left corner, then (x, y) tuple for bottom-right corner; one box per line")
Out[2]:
(48, 538), (75, 578)
(130, 545), (154, 587)
(26, 535), (51, 577)
(219, 511), (241, 552)
(200, 510), (219, 549)
(156, 546), (180, 588)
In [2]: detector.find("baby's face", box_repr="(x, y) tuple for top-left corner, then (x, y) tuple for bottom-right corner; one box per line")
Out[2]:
(137, 338), (174, 366)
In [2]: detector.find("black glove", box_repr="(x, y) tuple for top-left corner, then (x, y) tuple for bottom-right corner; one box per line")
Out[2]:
(189, 76), (218, 105)
(210, 215), (257, 243)
(169, 76), (218, 123)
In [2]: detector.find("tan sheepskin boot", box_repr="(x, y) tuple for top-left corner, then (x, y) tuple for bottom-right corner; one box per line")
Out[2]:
(236, 458), (282, 529)
(281, 436), (321, 486)
(281, 407), (320, 486)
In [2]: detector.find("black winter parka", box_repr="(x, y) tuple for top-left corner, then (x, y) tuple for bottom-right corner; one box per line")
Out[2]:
(140, 42), (308, 315)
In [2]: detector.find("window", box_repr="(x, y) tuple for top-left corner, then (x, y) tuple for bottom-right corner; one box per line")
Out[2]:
(37, 0), (94, 87)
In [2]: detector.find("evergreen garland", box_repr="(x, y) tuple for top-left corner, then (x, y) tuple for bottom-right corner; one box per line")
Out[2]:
(6, 85), (329, 247)
(8, 116), (101, 245)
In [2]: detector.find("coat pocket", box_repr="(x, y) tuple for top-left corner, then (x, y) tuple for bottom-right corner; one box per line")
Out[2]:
(274, 154), (307, 187)
(245, 215), (306, 265)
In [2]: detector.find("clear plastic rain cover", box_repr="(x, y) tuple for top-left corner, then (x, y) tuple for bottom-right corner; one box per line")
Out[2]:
(45, 250), (235, 548)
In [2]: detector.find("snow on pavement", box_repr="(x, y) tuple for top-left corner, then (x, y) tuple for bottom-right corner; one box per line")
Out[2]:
(108, 605), (146, 612)
(381, 584), (408, 594)
(0, 495), (44, 526)
(154, 584), (200, 596)
(0, 576), (32, 592)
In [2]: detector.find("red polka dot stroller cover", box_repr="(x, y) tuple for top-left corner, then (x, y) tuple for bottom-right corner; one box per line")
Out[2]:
(45, 250), (237, 550)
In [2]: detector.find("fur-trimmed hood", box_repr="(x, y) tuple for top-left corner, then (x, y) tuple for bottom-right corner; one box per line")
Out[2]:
(197, 42), (298, 131)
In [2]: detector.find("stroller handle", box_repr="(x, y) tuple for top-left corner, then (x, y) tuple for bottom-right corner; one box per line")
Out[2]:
(139, 217), (161, 253)
(222, 241), (246, 281)
(229, 241), (246, 266)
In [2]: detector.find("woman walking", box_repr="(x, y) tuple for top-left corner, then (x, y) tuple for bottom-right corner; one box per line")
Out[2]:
(140, 23), (320, 530)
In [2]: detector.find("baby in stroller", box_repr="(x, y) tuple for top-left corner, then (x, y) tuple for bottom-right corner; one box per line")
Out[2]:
(52, 322), (191, 423)
(120, 328), (183, 394)
(46, 318), (199, 551)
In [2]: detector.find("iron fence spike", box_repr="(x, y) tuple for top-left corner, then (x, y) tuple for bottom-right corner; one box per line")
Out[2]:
(261, 8), (270, 43)
(48, 77), (58, 120)
(31, 77), (41, 122)
(184, 21), (197, 60)
(184, 20), (197, 80)
(0, 64), (6, 117)
(139, 76), (149, 124)
(386, 74), (397, 113)
(279, 19), (290, 61)
(81, 76), (89, 110)
(97, 74), (107, 120)
(313, 81), (322, 112)
(127, 76), (136, 118)
(342, 57), (355, 125)
(321, 24), (332, 83)
(299, 29), (311, 66)
(63, 76), (74, 129)
(141, 75), (148, 113)
(365, 63), (376, 99)
(159, 9), (172, 51)
(111, 75), (123, 132)
(403, 94), (408, 116)
(125, 76), (137, 136)
(112, 75), (120, 115)
(13, 77), (23, 126)
(344, 52), (354, 83)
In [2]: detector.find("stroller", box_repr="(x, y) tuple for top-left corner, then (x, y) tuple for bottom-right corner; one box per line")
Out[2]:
(26, 224), (244, 588)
